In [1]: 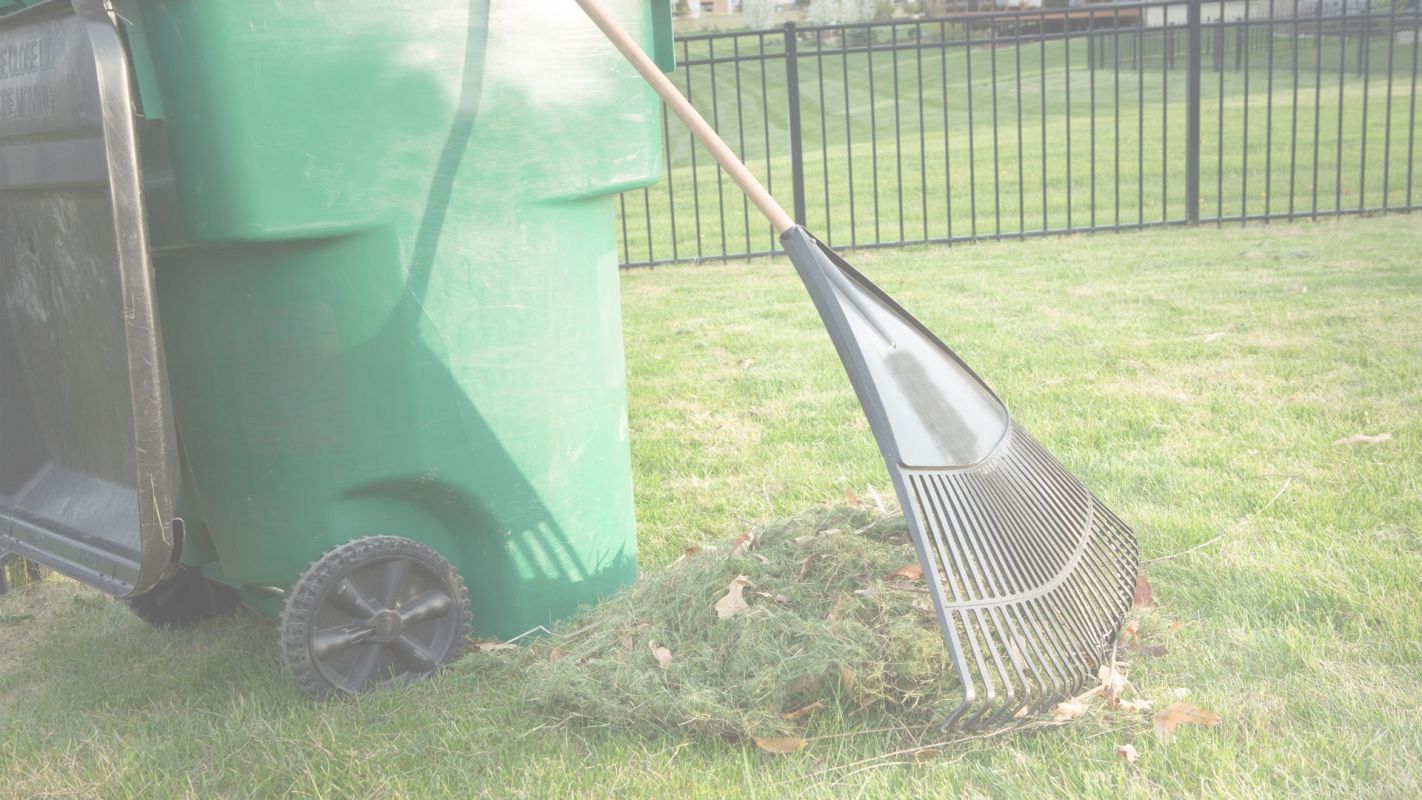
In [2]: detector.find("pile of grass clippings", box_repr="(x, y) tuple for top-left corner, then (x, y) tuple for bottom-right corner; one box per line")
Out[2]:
(512, 504), (960, 741)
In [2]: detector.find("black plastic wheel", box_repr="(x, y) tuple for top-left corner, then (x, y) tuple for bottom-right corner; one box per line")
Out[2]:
(125, 565), (242, 628)
(279, 536), (471, 698)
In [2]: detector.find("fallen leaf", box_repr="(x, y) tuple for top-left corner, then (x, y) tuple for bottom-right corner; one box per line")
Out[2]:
(739, 358), (756, 370)
(1152, 703), (1221, 743)
(472, 640), (517, 653)
(843, 487), (862, 507)
(912, 747), (942, 765)
(839, 666), (856, 693)
(1202, 331), (1227, 343)
(1333, 432), (1392, 446)
(797, 556), (815, 579)
(730, 530), (756, 557)
(1116, 698), (1154, 714)
(548, 646), (569, 662)
(1097, 662), (1128, 704)
(714, 575), (752, 619)
(827, 594), (849, 622)
(752, 736), (807, 755)
(1132, 575), (1155, 610)
(619, 635), (634, 652)
(1051, 700), (1088, 722)
(884, 564), (924, 582)
(1121, 619), (1140, 649)
(649, 640), (673, 669)
(683, 544), (703, 558)
(1115, 743), (1140, 764)
(780, 700), (824, 722)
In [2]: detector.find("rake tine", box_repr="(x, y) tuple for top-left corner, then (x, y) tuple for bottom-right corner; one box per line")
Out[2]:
(931, 472), (1045, 724)
(954, 478), (1080, 717)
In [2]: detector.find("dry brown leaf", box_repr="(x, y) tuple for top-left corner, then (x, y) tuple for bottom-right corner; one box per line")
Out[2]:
(548, 646), (569, 662)
(730, 531), (756, 557)
(912, 747), (942, 765)
(619, 635), (634, 652)
(471, 640), (517, 653)
(1202, 331), (1227, 343)
(739, 358), (756, 370)
(797, 556), (814, 579)
(752, 736), (807, 755)
(1116, 698), (1154, 714)
(1121, 619), (1140, 650)
(1132, 575), (1155, 610)
(1152, 703), (1222, 743)
(827, 594), (849, 622)
(839, 666), (856, 693)
(649, 640), (673, 669)
(780, 700), (824, 722)
(884, 563), (924, 582)
(1051, 700), (1088, 722)
(714, 575), (752, 619)
(1097, 662), (1128, 703)
(843, 487), (862, 507)
(682, 544), (703, 558)
(1115, 743), (1140, 764)
(1333, 432), (1392, 446)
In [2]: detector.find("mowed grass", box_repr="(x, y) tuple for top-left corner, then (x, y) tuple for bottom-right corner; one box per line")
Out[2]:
(618, 29), (1422, 263)
(3, 216), (1421, 797)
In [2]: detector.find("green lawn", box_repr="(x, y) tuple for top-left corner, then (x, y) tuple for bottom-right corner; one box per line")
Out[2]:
(619, 29), (1421, 263)
(3, 215), (1421, 797)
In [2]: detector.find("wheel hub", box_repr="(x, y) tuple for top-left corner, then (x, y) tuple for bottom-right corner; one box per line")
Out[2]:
(370, 609), (404, 643)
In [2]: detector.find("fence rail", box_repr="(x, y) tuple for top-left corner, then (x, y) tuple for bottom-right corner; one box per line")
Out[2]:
(616, 0), (1422, 268)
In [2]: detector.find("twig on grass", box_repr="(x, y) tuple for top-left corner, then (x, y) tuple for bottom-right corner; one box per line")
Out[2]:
(1141, 476), (1291, 566)
(1139, 534), (1224, 566)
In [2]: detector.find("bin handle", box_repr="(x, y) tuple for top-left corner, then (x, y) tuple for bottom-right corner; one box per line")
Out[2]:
(573, 0), (796, 235)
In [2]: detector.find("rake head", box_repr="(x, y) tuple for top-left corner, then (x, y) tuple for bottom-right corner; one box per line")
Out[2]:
(780, 228), (1138, 731)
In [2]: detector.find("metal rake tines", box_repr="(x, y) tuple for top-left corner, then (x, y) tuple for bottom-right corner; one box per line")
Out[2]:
(901, 422), (1138, 731)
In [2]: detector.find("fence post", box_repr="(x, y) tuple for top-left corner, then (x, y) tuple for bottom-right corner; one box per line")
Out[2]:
(1185, 0), (1201, 224)
(783, 21), (807, 227)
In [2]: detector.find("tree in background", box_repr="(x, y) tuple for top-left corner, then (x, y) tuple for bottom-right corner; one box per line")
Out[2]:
(741, 0), (779, 29)
(807, 0), (883, 25)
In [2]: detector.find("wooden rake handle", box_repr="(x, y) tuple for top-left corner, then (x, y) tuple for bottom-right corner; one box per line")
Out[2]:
(574, 0), (796, 235)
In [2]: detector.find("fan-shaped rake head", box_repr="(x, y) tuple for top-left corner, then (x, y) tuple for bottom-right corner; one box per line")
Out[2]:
(781, 228), (1138, 731)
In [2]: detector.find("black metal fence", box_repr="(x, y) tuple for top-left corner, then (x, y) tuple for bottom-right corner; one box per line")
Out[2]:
(616, 0), (1422, 268)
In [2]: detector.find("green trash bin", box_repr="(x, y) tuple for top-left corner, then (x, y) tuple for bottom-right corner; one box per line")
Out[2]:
(0, 0), (673, 695)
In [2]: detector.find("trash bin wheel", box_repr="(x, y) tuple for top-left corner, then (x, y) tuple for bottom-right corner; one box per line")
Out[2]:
(125, 565), (242, 627)
(279, 536), (471, 698)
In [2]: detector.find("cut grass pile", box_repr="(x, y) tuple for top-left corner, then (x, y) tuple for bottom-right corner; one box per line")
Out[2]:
(520, 504), (956, 741)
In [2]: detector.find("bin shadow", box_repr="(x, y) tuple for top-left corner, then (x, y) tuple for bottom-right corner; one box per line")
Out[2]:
(332, 1), (635, 639)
